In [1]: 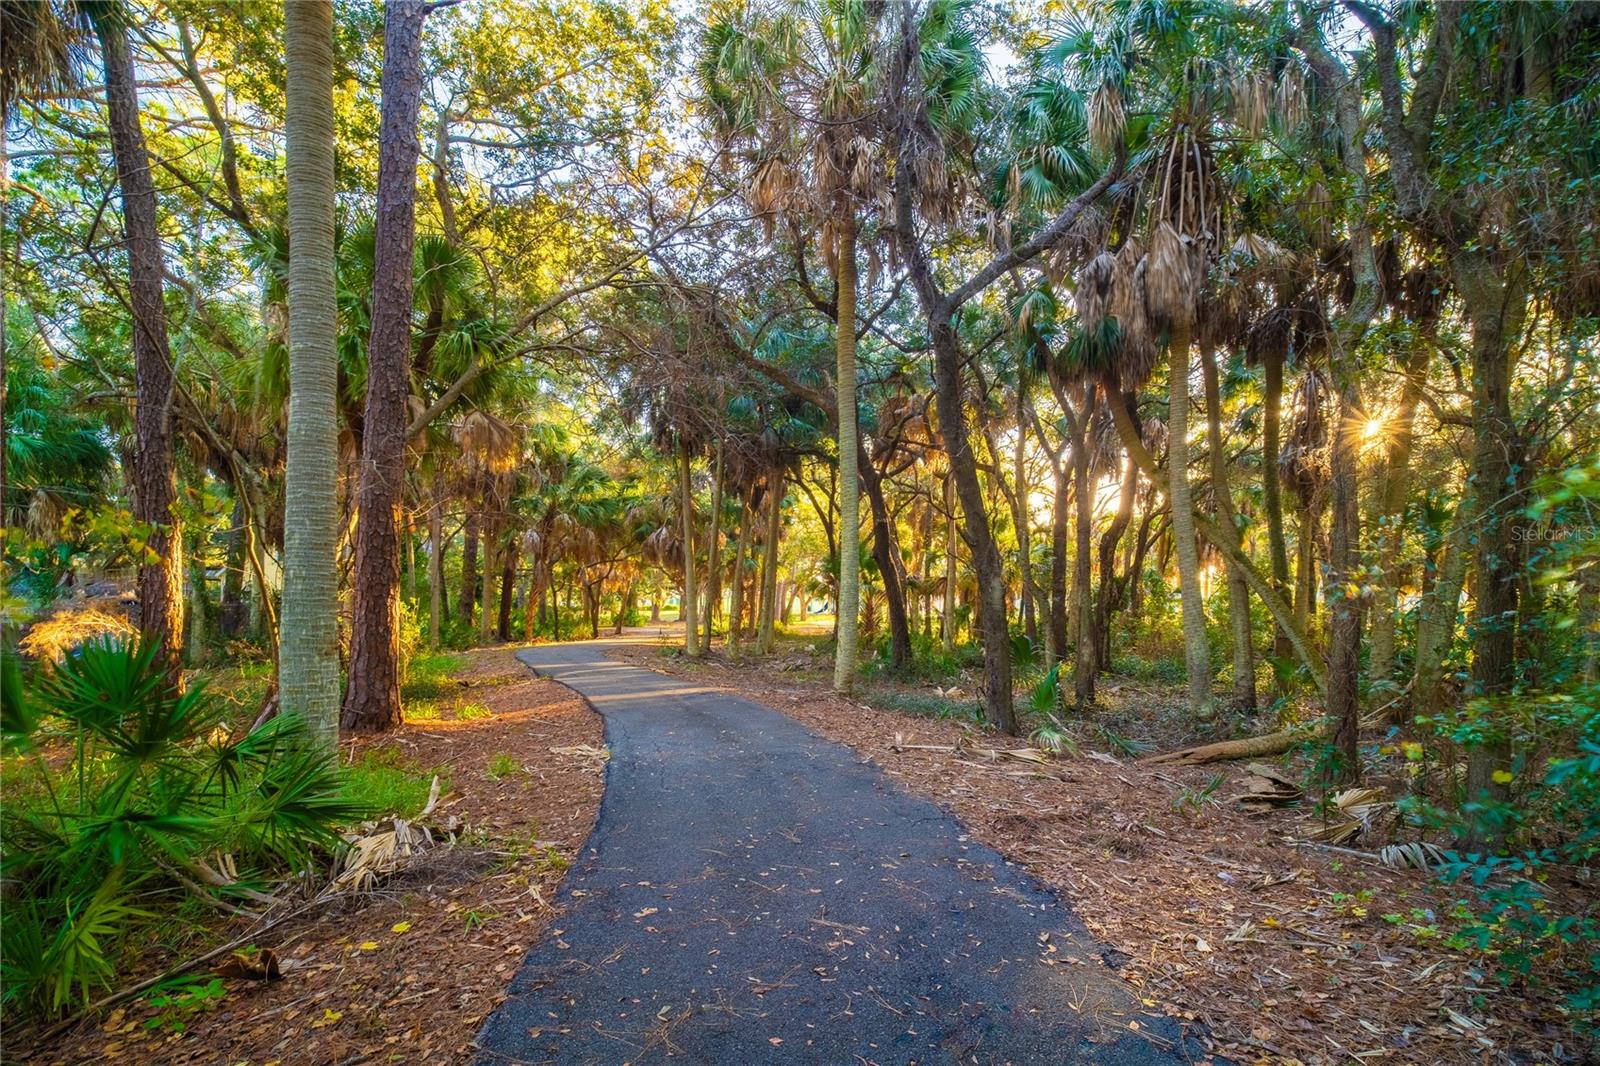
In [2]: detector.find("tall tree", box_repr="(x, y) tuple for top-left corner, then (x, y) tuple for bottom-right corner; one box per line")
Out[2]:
(88, 3), (184, 678)
(280, 0), (341, 747)
(342, 0), (433, 732)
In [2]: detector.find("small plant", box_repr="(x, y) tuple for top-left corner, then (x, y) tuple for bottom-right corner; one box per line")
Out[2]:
(486, 752), (521, 780)
(0, 638), (362, 1021)
(456, 702), (492, 721)
(143, 974), (226, 1033)
(462, 908), (494, 933)
(1172, 772), (1226, 813)
(1028, 664), (1062, 716)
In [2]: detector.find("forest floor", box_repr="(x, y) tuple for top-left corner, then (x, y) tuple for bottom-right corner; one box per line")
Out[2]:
(611, 633), (1583, 1066)
(19, 645), (604, 1066)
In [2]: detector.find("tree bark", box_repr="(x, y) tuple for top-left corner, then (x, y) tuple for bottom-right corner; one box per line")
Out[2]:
(281, 0), (342, 747)
(342, 0), (430, 733)
(497, 534), (518, 641)
(1167, 322), (1213, 717)
(729, 489), (753, 650)
(428, 482), (444, 649)
(1367, 341), (1430, 695)
(1262, 349), (1293, 684)
(1064, 390), (1095, 709)
(757, 469), (782, 654)
(703, 441), (724, 649)
(1201, 343), (1256, 712)
(460, 499), (479, 627)
(92, 8), (184, 679)
(861, 458), (911, 672)
(833, 220), (861, 692)
(942, 471), (958, 653)
(678, 436), (701, 657)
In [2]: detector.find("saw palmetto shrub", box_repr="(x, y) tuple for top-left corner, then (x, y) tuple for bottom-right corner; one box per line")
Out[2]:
(0, 638), (362, 1021)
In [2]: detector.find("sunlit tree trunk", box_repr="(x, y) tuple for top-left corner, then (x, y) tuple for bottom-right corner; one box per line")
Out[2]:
(861, 457), (911, 671)
(91, 6), (184, 679)
(1067, 391), (1095, 709)
(1014, 386), (1036, 643)
(1093, 455), (1139, 673)
(497, 534), (518, 641)
(1167, 324), (1212, 717)
(280, 0), (342, 746)
(833, 220), (861, 692)
(1201, 343), (1255, 712)
(221, 498), (246, 637)
(342, 0), (430, 733)
(942, 471), (958, 654)
(1368, 342), (1430, 699)
(1262, 349), (1293, 687)
(478, 519), (497, 644)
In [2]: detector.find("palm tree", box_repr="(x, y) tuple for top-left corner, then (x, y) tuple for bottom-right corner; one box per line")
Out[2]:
(700, 0), (882, 693)
(343, 0), (434, 732)
(280, 0), (341, 748)
(86, 1), (184, 679)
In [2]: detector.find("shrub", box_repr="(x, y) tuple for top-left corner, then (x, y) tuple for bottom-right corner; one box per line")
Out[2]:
(0, 638), (363, 1021)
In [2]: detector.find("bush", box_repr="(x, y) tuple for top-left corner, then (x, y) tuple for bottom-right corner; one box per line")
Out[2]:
(0, 638), (362, 1021)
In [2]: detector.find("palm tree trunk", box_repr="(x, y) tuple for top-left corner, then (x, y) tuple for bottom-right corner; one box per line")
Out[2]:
(478, 518), (497, 644)
(221, 498), (246, 637)
(833, 220), (861, 692)
(1201, 343), (1256, 712)
(280, 0), (342, 747)
(1367, 341), (1429, 694)
(703, 441), (724, 649)
(861, 457), (911, 672)
(1014, 386), (1036, 643)
(729, 489), (753, 650)
(1326, 377), (1365, 784)
(1067, 392), (1095, 709)
(942, 470), (958, 654)
(1262, 350), (1293, 685)
(1167, 323), (1213, 717)
(757, 469), (783, 654)
(428, 483), (444, 649)
(342, 0), (430, 733)
(1093, 454), (1139, 672)
(91, 7), (184, 679)
(460, 499), (479, 627)
(497, 534), (518, 641)
(678, 436), (700, 657)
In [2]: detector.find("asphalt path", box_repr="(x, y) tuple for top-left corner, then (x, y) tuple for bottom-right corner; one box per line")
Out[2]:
(474, 638), (1212, 1065)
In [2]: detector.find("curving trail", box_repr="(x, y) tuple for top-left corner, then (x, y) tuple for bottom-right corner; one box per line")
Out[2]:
(474, 638), (1212, 1065)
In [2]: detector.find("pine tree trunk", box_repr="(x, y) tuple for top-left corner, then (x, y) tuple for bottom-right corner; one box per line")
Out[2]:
(1167, 323), (1213, 717)
(342, 0), (429, 733)
(92, 9), (184, 679)
(679, 437), (700, 657)
(1325, 376), (1365, 785)
(833, 220), (861, 692)
(281, 0), (342, 747)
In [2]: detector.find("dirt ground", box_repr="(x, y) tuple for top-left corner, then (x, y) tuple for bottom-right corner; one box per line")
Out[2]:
(613, 640), (1587, 1066)
(19, 645), (604, 1066)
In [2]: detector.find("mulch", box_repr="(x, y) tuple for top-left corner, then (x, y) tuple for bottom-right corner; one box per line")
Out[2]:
(613, 642), (1588, 1066)
(18, 644), (604, 1066)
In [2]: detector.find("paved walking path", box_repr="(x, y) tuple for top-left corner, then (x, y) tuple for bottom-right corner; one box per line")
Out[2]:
(474, 638), (1210, 1065)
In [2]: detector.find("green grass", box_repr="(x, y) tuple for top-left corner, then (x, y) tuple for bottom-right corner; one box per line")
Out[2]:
(456, 701), (492, 721)
(343, 747), (445, 818)
(402, 653), (466, 702)
(872, 691), (981, 722)
(486, 752), (520, 779)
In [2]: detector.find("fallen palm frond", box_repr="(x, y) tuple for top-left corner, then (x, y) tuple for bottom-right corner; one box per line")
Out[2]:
(889, 732), (1052, 764)
(550, 744), (610, 761)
